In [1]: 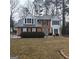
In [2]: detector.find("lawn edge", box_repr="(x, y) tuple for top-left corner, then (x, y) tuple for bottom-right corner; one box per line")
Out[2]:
(57, 49), (69, 59)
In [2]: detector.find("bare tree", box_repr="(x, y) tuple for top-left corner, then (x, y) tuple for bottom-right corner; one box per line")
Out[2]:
(18, 6), (29, 20)
(33, 0), (45, 16)
(10, 0), (19, 32)
(44, 0), (50, 15)
(62, 0), (69, 35)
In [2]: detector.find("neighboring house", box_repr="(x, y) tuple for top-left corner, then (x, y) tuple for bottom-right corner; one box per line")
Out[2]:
(15, 13), (61, 36)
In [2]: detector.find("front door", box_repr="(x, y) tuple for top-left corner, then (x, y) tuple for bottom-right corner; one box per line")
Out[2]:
(54, 29), (58, 35)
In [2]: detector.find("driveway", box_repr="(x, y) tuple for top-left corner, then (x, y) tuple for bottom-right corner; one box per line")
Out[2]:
(10, 34), (21, 39)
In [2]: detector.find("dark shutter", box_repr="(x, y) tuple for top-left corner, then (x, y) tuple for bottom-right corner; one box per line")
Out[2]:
(25, 19), (26, 23)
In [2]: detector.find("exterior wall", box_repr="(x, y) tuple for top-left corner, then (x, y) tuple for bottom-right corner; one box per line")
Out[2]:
(47, 20), (51, 33)
(16, 27), (42, 35)
(40, 20), (51, 35)
(37, 28), (42, 32)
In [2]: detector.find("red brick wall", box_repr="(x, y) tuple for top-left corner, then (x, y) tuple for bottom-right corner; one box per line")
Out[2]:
(41, 20), (51, 33)
(48, 21), (51, 33)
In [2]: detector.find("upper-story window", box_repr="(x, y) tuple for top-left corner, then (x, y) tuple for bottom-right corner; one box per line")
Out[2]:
(25, 18), (35, 24)
(52, 21), (59, 25)
(27, 19), (31, 23)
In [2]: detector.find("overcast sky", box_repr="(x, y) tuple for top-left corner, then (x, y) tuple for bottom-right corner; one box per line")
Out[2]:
(19, 0), (34, 5)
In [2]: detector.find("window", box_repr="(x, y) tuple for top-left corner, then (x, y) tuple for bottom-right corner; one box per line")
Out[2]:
(25, 18), (35, 24)
(32, 28), (36, 32)
(52, 21), (59, 25)
(54, 29), (58, 34)
(27, 19), (31, 23)
(28, 28), (31, 32)
(23, 28), (27, 32)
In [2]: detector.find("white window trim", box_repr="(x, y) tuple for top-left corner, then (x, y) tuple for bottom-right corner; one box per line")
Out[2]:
(23, 28), (27, 32)
(32, 28), (36, 32)
(26, 18), (32, 24)
(52, 21), (60, 25)
(25, 18), (35, 24)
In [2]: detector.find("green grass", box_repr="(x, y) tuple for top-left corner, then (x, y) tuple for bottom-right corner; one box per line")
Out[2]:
(10, 36), (69, 59)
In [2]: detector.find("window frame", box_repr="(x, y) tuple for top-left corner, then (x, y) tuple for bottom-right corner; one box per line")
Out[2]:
(25, 18), (35, 24)
(32, 28), (36, 32)
(26, 18), (32, 24)
(52, 21), (59, 25)
(23, 28), (27, 32)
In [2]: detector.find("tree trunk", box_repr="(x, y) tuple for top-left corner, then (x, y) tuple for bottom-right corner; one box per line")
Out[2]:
(10, 11), (14, 32)
(62, 0), (65, 35)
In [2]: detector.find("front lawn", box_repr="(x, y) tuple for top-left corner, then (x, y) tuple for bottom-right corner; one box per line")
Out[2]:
(10, 36), (69, 59)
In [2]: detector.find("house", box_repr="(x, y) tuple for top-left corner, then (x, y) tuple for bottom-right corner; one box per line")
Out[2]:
(15, 14), (61, 36)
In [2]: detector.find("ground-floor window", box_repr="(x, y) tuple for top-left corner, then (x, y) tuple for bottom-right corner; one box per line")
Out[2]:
(23, 28), (27, 32)
(28, 28), (31, 32)
(32, 28), (36, 32)
(22, 27), (42, 32)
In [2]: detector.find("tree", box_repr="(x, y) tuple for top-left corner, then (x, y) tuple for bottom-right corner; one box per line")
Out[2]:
(62, 0), (69, 35)
(10, 0), (19, 32)
(64, 0), (69, 15)
(44, 0), (50, 15)
(33, 0), (45, 16)
(18, 6), (29, 20)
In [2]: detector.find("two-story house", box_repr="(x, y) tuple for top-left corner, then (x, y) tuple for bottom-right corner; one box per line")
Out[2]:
(15, 14), (61, 36)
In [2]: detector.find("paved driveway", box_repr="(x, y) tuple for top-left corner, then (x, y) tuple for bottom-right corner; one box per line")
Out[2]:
(10, 34), (21, 39)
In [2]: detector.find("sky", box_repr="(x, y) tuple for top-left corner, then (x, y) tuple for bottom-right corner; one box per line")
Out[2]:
(19, 0), (34, 6)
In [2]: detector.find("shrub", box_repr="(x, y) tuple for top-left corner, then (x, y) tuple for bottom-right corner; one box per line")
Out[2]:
(20, 32), (45, 38)
(48, 33), (52, 36)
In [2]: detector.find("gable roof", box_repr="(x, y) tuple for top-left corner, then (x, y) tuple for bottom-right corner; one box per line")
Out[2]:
(36, 15), (52, 20)
(52, 16), (61, 21)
